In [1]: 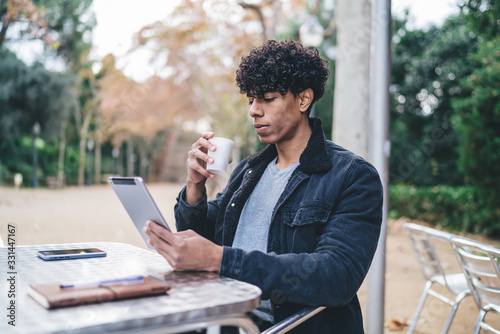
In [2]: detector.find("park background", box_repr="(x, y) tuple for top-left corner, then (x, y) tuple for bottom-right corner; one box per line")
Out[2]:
(1, 0), (499, 333)
(1, 0), (499, 235)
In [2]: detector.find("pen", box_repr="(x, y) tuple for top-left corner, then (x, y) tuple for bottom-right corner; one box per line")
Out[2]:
(60, 275), (145, 289)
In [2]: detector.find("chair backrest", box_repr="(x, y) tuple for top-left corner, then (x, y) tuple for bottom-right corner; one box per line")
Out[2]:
(404, 223), (459, 291)
(451, 236), (500, 311)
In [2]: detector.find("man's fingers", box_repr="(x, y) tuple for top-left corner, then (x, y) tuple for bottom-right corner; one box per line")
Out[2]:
(200, 131), (214, 139)
(145, 221), (174, 241)
(147, 237), (177, 266)
(187, 150), (207, 168)
(185, 132), (218, 183)
(144, 222), (181, 266)
(190, 136), (216, 153)
(175, 229), (198, 238)
(187, 141), (216, 179)
(144, 223), (221, 272)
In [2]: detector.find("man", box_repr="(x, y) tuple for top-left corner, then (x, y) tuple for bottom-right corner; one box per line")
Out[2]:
(144, 39), (383, 333)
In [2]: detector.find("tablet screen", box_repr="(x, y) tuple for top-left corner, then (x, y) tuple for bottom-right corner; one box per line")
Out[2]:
(109, 177), (171, 248)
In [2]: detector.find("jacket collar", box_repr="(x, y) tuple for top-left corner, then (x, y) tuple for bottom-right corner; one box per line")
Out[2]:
(247, 117), (333, 174)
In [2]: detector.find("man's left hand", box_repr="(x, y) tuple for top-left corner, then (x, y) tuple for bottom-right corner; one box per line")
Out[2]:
(143, 221), (223, 272)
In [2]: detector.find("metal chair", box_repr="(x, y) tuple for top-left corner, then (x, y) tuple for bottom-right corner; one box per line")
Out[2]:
(404, 223), (471, 334)
(452, 236), (500, 334)
(188, 306), (326, 334)
(260, 306), (326, 334)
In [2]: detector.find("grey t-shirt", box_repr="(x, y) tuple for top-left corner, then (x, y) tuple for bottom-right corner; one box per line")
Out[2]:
(232, 157), (299, 323)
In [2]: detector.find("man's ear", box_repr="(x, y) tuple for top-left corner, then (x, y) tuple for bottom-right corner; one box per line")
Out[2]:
(298, 88), (314, 113)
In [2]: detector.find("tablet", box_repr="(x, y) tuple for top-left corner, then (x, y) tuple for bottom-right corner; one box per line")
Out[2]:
(108, 177), (171, 248)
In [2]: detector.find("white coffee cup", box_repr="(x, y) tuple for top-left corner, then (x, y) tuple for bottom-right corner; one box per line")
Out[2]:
(207, 137), (234, 174)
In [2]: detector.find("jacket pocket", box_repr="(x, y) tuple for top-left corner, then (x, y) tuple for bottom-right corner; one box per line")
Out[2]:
(278, 201), (332, 253)
(282, 201), (332, 227)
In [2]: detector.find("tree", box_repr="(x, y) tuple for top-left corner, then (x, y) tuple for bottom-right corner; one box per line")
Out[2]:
(41, 0), (95, 71)
(274, 0), (336, 139)
(74, 60), (97, 185)
(0, 48), (76, 143)
(2, 0), (96, 186)
(40, 0), (96, 186)
(97, 54), (199, 181)
(132, 0), (264, 157)
(0, 0), (51, 48)
(1, 0), (94, 59)
(389, 14), (479, 186)
(451, 37), (500, 232)
(0, 48), (77, 185)
(460, 0), (500, 41)
(133, 0), (338, 158)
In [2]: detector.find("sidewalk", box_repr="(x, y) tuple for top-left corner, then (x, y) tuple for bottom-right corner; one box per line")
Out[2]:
(0, 184), (496, 333)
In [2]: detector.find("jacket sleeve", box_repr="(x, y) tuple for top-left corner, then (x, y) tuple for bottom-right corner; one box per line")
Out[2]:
(219, 161), (383, 308)
(174, 160), (248, 242)
(175, 187), (209, 238)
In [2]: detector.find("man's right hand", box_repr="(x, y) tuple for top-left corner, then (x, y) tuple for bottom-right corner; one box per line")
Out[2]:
(185, 132), (216, 205)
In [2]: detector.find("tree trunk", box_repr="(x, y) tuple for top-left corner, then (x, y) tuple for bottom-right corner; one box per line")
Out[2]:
(57, 122), (66, 186)
(78, 135), (87, 186)
(77, 110), (92, 186)
(0, 18), (11, 48)
(126, 137), (134, 176)
(159, 128), (180, 182)
(332, 0), (371, 159)
(94, 140), (101, 184)
(138, 144), (149, 181)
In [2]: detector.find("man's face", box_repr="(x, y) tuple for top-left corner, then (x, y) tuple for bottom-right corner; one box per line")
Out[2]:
(247, 90), (305, 145)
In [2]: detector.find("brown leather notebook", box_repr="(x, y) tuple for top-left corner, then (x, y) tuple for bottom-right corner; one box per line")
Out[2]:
(28, 277), (171, 309)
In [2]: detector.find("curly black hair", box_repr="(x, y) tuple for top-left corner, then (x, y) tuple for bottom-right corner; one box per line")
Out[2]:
(236, 39), (329, 113)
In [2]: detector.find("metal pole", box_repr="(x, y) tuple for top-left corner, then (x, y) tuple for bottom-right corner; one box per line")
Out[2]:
(366, 0), (391, 333)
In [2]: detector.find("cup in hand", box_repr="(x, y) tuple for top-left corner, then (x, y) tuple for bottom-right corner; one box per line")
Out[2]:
(207, 137), (234, 174)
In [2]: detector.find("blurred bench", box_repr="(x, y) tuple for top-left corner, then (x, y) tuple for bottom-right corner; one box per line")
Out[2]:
(45, 177), (63, 188)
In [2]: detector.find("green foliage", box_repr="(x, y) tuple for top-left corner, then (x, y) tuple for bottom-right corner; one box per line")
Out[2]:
(0, 162), (9, 181)
(460, 0), (500, 41)
(389, 6), (500, 236)
(0, 133), (85, 187)
(389, 9), (500, 236)
(388, 184), (500, 236)
(389, 14), (479, 186)
(0, 135), (42, 186)
(34, 0), (96, 70)
(0, 48), (77, 143)
(451, 37), (500, 223)
(62, 143), (83, 184)
(1, 0), (96, 187)
(0, 48), (78, 186)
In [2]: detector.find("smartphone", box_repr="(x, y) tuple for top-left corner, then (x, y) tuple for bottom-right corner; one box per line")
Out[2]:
(37, 248), (107, 261)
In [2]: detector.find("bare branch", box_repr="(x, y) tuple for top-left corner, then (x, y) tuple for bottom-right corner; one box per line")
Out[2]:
(0, 17), (11, 47)
(311, 0), (322, 15)
(238, 1), (268, 42)
(324, 18), (336, 38)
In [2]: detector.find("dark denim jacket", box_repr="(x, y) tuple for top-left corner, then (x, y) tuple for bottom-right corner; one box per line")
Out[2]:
(175, 118), (383, 333)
